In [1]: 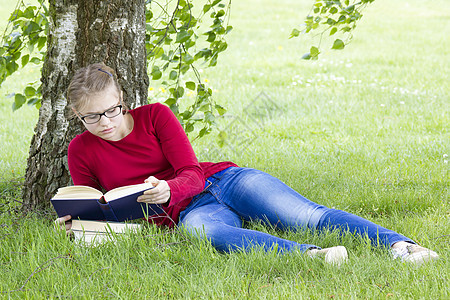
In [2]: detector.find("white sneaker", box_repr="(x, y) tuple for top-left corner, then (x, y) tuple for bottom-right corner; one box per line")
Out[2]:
(307, 246), (348, 266)
(391, 242), (439, 264)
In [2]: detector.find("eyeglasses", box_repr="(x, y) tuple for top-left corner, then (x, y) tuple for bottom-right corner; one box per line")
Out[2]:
(79, 105), (123, 124)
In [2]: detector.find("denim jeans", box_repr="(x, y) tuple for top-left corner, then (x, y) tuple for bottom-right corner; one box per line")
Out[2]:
(178, 167), (413, 253)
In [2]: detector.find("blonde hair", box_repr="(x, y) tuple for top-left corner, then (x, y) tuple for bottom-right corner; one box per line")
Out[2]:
(67, 63), (126, 115)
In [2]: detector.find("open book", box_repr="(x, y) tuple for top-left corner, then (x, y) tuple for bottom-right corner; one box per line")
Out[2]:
(51, 183), (164, 222)
(71, 220), (142, 245)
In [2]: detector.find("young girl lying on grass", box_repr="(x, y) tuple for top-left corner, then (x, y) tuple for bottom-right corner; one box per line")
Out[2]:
(56, 63), (439, 265)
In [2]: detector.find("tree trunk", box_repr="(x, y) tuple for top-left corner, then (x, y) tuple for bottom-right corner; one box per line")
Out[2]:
(22, 0), (149, 209)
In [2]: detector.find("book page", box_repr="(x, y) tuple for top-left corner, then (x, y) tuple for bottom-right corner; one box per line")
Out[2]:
(72, 220), (142, 233)
(52, 186), (103, 199)
(104, 182), (154, 202)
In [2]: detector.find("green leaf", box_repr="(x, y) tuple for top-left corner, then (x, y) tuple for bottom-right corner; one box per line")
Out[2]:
(169, 70), (177, 80)
(215, 104), (226, 115)
(37, 36), (46, 50)
(6, 61), (19, 75)
(199, 104), (210, 112)
(13, 93), (26, 111)
(203, 4), (211, 13)
(9, 9), (23, 21)
(337, 15), (346, 23)
(146, 10), (153, 22)
(27, 97), (40, 106)
(310, 46), (320, 57)
(12, 52), (21, 61)
(24, 86), (36, 97)
(330, 27), (338, 36)
(216, 9), (225, 18)
(23, 21), (41, 36)
(185, 81), (196, 90)
(206, 32), (216, 42)
(22, 54), (30, 66)
(182, 53), (194, 64)
(151, 66), (162, 80)
(173, 86), (184, 98)
(211, 0), (222, 6)
(301, 52), (311, 60)
(165, 98), (176, 106)
(198, 127), (208, 138)
(149, 46), (164, 59)
(176, 30), (190, 43)
(217, 41), (227, 52)
(182, 110), (192, 120)
(289, 28), (300, 39)
(180, 64), (190, 74)
(344, 5), (355, 14)
(30, 57), (41, 64)
(185, 122), (194, 132)
(204, 111), (215, 122)
(331, 39), (345, 50)
(23, 6), (36, 19)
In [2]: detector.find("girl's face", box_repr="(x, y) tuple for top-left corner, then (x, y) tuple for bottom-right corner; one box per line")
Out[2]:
(76, 85), (131, 141)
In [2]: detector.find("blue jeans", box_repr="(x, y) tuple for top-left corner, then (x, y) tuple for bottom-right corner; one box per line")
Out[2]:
(179, 167), (413, 253)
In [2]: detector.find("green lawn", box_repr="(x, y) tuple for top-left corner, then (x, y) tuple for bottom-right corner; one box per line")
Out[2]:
(0, 0), (449, 298)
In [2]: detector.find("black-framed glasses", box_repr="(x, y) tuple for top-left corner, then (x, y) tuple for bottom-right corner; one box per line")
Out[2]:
(79, 105), (123, 124)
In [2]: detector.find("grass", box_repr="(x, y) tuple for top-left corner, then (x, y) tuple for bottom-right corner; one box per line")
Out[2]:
(1, 0), (449, 298)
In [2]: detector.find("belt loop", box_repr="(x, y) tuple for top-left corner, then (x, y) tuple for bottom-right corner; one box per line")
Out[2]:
(204, 178), (213, 190)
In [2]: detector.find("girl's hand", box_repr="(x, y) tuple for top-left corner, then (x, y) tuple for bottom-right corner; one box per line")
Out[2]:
(137, 176), (171, 204)
(54, 215), (72, 235)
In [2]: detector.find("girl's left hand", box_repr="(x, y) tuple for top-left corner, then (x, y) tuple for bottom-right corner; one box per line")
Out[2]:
(137, 176), (171, 204)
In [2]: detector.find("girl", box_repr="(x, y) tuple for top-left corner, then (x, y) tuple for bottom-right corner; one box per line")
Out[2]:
(56, 63), (438, 265)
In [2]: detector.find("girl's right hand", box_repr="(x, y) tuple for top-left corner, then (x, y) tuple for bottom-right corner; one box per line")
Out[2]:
(54, 215), (72, 235)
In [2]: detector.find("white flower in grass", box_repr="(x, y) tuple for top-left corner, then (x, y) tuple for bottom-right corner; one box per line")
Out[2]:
(400, 101), (405, 104)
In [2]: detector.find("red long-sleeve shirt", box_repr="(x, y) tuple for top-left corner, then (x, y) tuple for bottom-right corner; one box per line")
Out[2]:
(68, 103), (237, 226)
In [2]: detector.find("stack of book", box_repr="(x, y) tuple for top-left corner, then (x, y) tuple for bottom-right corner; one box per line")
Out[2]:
(71, 220), (142, 245)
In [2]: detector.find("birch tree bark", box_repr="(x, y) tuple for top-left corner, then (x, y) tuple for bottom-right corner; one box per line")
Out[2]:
(22, 0), (149, 208)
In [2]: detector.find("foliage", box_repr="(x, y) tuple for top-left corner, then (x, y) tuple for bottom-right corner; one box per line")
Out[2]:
(145, 0), (231, 137)
(0, 0), (232, 138)
(0, 0), (47, 110)
(290, 0), (375, 60)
